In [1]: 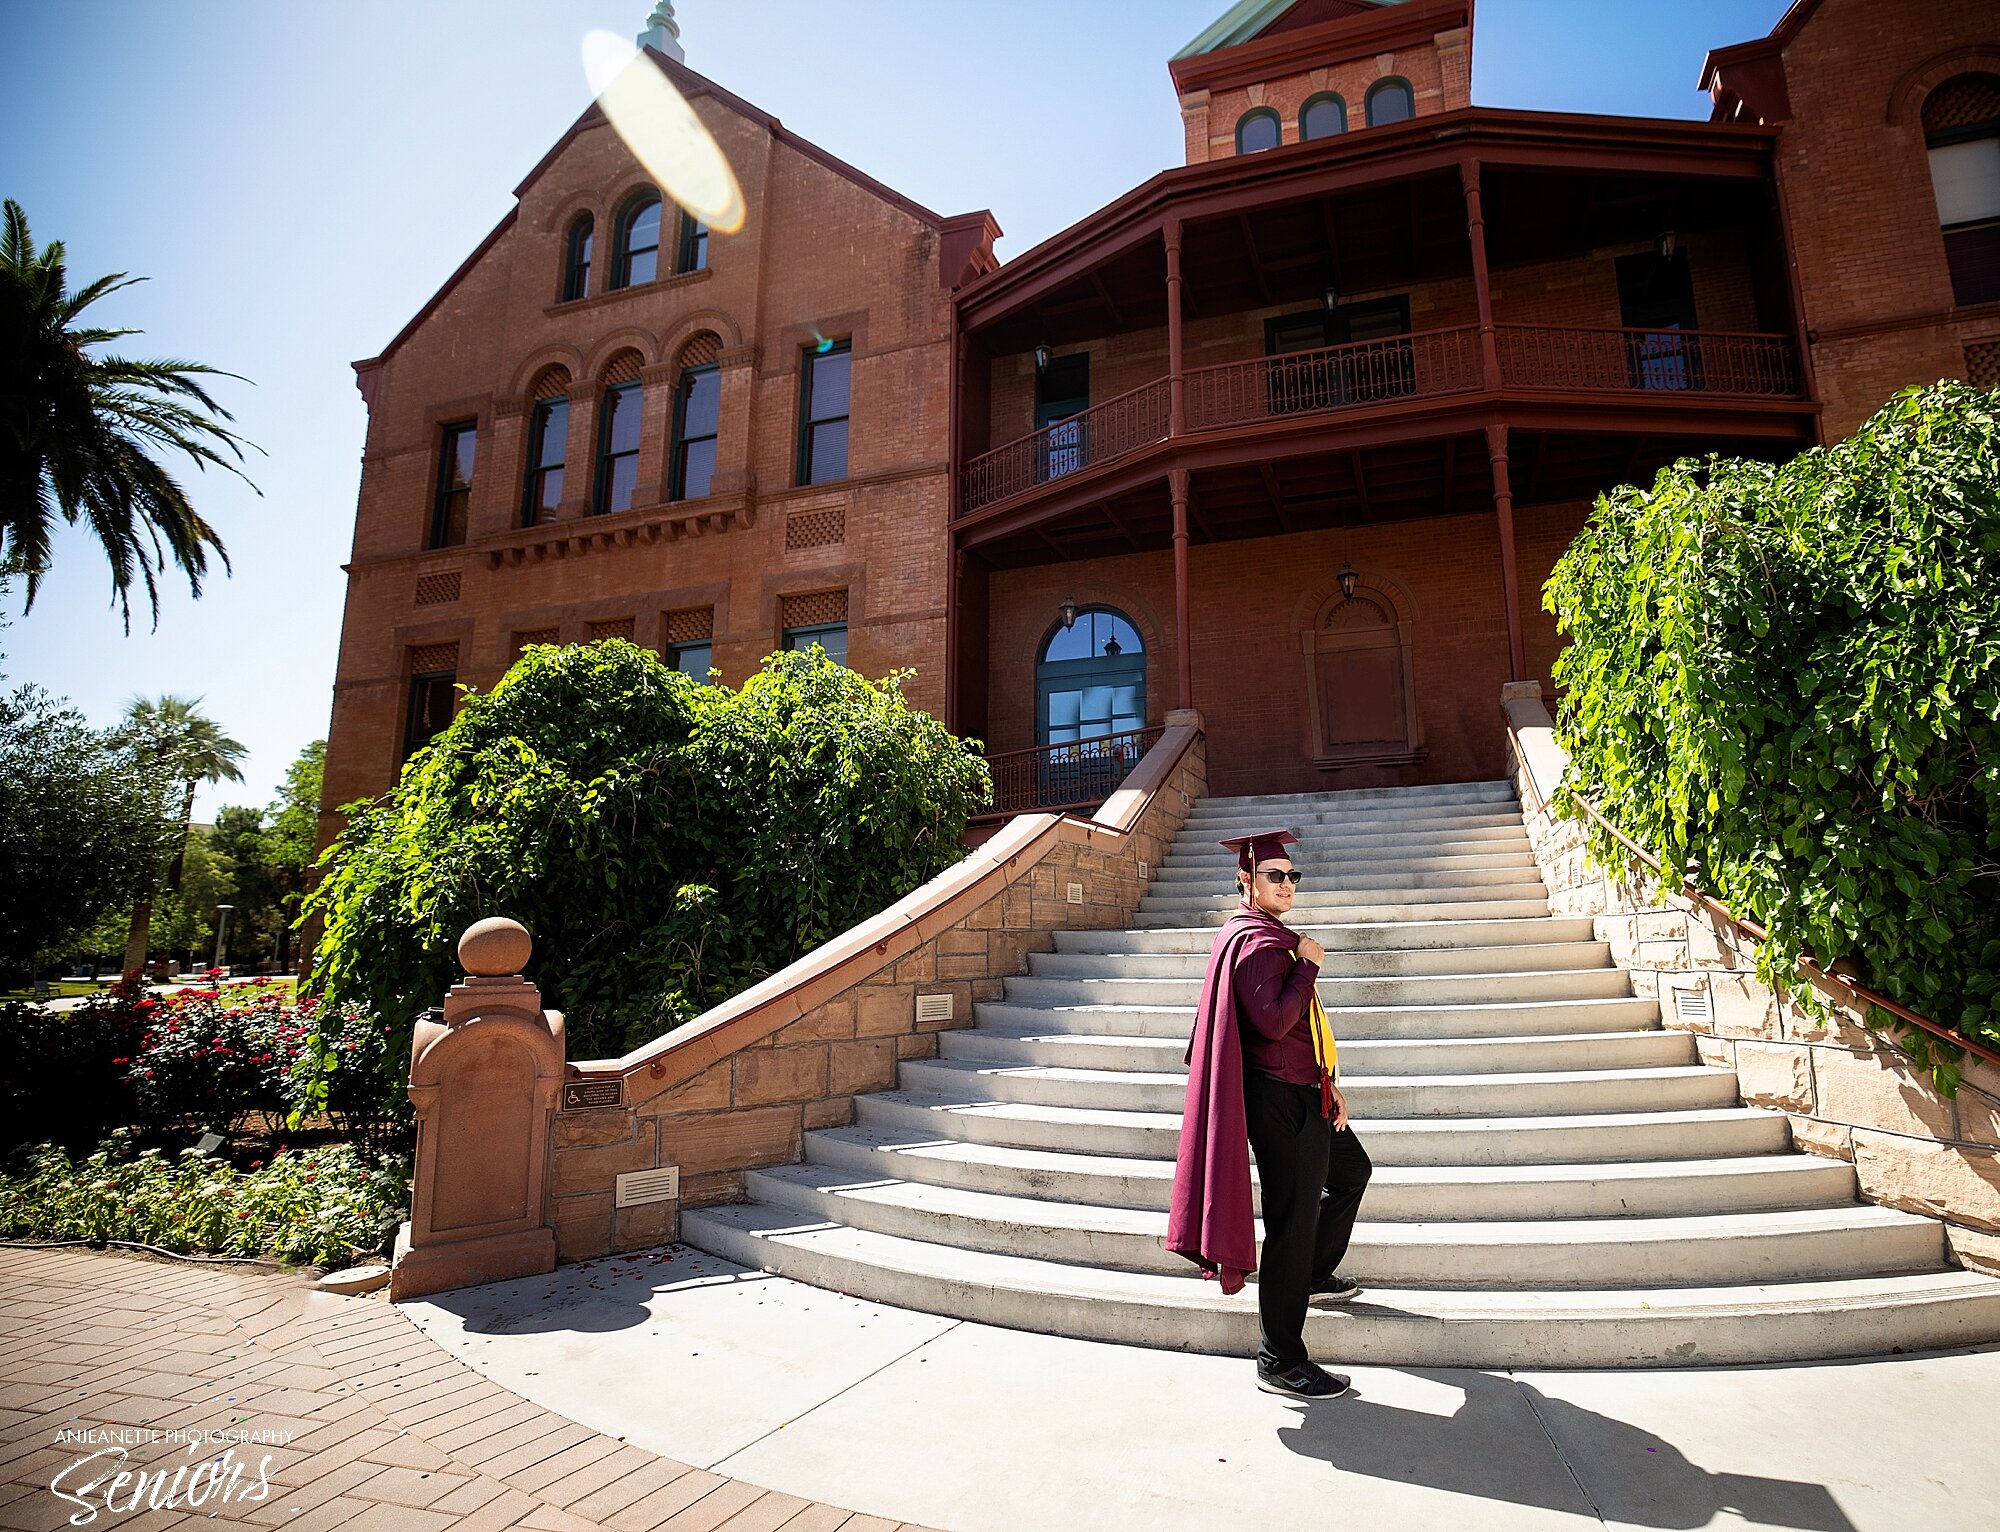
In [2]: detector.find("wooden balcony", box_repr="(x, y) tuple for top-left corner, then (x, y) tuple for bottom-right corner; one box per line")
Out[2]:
(957, 324), (1806, 518)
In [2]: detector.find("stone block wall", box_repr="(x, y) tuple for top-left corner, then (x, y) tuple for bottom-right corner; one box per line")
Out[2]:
(543, 721), (1207, 1261)
(1504, 692), (2000, 1276)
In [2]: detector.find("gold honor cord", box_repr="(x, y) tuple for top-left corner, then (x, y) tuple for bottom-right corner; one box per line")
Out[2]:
(1293, 947), (1340, 1111)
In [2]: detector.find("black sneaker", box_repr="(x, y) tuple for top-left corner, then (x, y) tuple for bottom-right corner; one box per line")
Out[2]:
(1256, 1361), (1352, 1399)
(1309, 1274), (1364, 1305)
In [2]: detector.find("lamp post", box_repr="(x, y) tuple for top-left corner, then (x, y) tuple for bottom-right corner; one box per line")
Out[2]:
(212, 904), (234, 974)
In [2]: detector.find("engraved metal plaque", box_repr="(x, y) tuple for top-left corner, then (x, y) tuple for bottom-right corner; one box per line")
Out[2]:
(561, 1079), (624, 1111)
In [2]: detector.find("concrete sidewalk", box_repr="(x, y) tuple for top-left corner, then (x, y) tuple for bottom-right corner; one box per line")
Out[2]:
(403, 1243), (2000, 1532)
(0, 1246), (924, 1532)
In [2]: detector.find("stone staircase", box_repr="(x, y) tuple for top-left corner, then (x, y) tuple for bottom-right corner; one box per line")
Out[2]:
(682, 780), (2000, 1366)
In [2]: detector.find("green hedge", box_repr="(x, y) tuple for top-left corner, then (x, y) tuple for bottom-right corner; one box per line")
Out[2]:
(308, 642), (991, 1065)
(1546, 382), (2000, 1091)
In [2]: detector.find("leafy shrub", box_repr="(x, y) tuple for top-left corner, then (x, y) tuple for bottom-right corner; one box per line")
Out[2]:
(307, 641), (991, 1061)
(1546, 382), (2000, 1088)
(0, 1130), (408, 1266)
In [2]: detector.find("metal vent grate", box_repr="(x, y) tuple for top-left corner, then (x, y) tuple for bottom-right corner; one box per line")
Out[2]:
(615, 1167), (680, 1207)
(1066, 882), (1084, 905)
(1673, 990), (1713, 1025)
(915, 993), (955, 1024)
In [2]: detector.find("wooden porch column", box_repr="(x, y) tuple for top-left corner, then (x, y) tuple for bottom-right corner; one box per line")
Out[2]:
(1460, 158), (1501, 391)
(1165, 217), (1186, 436)
(1485, 424), (1528, 682)
(1170, 467), (1193, 709)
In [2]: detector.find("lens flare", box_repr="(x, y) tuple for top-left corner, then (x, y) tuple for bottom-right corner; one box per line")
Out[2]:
(581, 30), (746, 234)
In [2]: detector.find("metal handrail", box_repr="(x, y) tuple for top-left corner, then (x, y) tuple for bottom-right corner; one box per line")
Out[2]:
(978, 726), (1165, 820)
(959, 378), (1171, 515)
(1184, 324), (1484, 431)
(1494, 324), (1804, 397)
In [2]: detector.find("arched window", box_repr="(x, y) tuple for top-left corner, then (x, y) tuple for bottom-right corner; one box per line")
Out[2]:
(1300, 586), (1422, 767)
(594, 355), (645, 515)
(1235, 108), (1282, 154)
(1037, 607), (1146, 747)
(612, 192), (662, 288)
(521, 368), (570, 527)
(1924, 74), (2000, 306)
(670, 334), (722, 501)
(1301, 93), (1347, 141)
(1365, 78), (1415, 127)
(562, 215), (593, 301)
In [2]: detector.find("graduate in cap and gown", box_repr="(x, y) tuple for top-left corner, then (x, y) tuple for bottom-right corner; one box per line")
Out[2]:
(1166, 829), (1373, 1399)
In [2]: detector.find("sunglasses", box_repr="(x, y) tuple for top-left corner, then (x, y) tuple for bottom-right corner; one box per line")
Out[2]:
(1255, 868), (1304, 886)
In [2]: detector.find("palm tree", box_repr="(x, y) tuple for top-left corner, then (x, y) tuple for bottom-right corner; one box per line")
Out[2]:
(115, 695), (248, 974)
(0, 199), (256, 630)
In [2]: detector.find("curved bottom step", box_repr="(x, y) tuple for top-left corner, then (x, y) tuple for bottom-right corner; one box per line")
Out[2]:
(682, 1202), (2000, 1369)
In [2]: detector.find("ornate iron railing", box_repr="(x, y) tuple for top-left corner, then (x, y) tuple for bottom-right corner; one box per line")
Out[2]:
(979, 726), (1165, 819)
(959, 378), (1171, 514)
(1184, 325), (1484, 431)
(1495, 325), (1803, 397)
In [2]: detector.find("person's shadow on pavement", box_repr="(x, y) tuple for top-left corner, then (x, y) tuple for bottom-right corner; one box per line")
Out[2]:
(1275, 1368), (1854, 1532)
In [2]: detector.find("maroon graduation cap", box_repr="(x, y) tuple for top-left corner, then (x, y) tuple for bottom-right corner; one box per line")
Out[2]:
(1216, 828), (1299, 872)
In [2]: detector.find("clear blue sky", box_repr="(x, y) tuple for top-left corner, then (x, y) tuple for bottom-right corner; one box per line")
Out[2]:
(0, 0), (1790, 817)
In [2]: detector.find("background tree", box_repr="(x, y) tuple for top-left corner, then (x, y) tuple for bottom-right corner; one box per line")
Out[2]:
(114, 695), (245, 973)
(0, 199), (256, 628)
(0, 678), (175, 982)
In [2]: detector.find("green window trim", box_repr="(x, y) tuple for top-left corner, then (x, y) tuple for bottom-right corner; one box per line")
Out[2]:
(1365, 77), (1415, 127)
(1301, 92), (1347, 140)
(1235, 107), (1282, 154)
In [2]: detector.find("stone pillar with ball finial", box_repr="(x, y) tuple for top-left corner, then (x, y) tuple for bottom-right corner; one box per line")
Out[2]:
(389, 918), (566, 1301)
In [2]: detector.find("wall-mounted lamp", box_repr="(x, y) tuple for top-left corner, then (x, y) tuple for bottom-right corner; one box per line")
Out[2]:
(1034, 343), (1053, 371)
(1656, 229), (1678, 262)
(1337, 560), (1358, 602)
(1322, 280), (1340, 312)
(1058, 595), (1079, 630)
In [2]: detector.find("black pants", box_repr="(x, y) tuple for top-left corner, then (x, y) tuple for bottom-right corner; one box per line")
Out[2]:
(1244, 1068), (1373, 1372)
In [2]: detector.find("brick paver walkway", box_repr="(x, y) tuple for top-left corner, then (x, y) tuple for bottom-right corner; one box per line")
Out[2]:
(0, 1248), (929, 1532)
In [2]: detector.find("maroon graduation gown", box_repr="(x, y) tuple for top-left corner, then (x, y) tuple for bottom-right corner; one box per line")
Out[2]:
(1165, 905), (1304, 1294)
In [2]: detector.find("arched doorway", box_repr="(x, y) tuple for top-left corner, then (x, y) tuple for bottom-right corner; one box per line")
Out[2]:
(1037, 606), (1146, 745)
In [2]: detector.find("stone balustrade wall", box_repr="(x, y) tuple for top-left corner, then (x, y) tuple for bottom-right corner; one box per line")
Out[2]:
(542, 715), (1208, 1262)
(1502, 687), (2000, 1277)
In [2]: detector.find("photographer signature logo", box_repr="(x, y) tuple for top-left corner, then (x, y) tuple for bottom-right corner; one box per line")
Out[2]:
(46, 1428), (289, 1524)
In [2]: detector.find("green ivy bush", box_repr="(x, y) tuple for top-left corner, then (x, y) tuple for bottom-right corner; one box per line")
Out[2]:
(307, 641), (991, 1067)
(1546, 382), (2000, 1090)
(0, 1131), (408, 1266)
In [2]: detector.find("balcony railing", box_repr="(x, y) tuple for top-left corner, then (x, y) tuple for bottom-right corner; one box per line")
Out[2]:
(959, 378), (1171, 515)
(957, 325), (1806, 516)
(1184, 325), (1484, 433)
(1495, 325), (1803, 397)
(978, 726), (1164, 820)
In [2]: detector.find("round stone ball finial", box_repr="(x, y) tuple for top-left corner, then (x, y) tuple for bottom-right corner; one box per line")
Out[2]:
(459, 917), (533, 978)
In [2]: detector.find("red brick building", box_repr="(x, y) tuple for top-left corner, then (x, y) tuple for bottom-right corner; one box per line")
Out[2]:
(321, 0), (2000, 834)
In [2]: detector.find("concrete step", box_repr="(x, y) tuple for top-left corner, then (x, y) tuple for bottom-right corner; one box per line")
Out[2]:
(1134, 896), (1552, 928)
(1052, 916), (1599, 955)
(894, 1057), (1737, 1118)
(803, 1125), (1859, 1219)
(1143, 878), (1547, 907)
(1167, 825), (1533, 858)
(1151, 863), (1547, 894)
(970, 994), (1662, 1042)
(941, 1026), (1694, 1077)
(1025, 942), (1612, 980)
(1195, 780), (1516, 810)
(997, 968), (1631, 1010)
(681, 1204), (2000, 1368)
(852, 1092), (1787, 1164)
(1185, 806), (1530, 836)
(1154, 854), (1541, 888)
(741, 1163), (1943, 1287)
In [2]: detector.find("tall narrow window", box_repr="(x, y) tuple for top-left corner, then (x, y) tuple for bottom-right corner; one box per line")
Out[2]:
(403, 644), (459, 761)
(1925, 74), (2000, 306)
(797, 341), (851, 486)
(671, 364), (720, 500)
(595, 382), (643, 514)
(430, 422), (475, 548)
(679, 211), (709, 272)
(664, 607), (715, 680)
(1365, 78), (1415, 126)
(522, 397), (568, 526)
(613, 192), (662, 288)
(1235, 108), (1281, 154)
(562, 215), (593, 301)
(1301, 94), (1346, 140)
